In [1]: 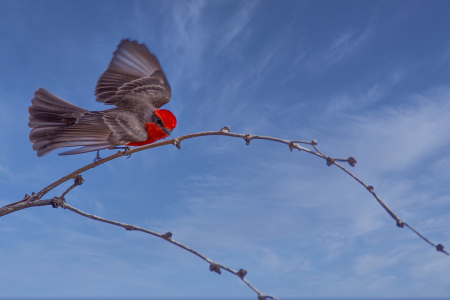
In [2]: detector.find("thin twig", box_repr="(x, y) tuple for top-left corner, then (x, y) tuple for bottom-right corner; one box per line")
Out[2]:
(0, 127), (447, 300)
(1, 128), (446, 254)
(59, 201), (279, 300)
(332, 161), (448, 256)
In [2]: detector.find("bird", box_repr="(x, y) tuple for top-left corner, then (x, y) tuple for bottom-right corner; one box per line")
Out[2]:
(28, 39), (177, 157)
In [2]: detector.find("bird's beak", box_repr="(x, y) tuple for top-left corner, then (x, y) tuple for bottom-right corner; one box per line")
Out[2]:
(163, 127), (172, 136)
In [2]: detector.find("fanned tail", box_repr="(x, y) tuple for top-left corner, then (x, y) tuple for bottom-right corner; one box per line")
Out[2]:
(28, 88), (113, 157)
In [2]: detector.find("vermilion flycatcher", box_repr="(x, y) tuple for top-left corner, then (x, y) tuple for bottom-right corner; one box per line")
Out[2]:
(28, 39), (177, 157)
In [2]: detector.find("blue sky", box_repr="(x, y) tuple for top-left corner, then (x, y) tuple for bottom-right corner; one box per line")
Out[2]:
(1, 0), (450, 298)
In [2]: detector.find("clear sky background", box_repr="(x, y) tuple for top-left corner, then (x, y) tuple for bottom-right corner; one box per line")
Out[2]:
(0, 0), (450, 298)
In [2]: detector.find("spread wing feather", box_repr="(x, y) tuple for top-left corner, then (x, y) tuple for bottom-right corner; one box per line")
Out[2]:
(95, 39), (171, 109)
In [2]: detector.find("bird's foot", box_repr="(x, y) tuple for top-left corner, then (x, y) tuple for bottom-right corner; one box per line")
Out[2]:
(93, 150), (102, 162)
(114, 146), (132, 159)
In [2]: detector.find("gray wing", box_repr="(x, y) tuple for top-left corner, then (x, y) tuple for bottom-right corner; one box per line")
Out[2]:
(102, 110), (149, 144)
(95, 39), (171, 109)
(63, 110), (149, 145)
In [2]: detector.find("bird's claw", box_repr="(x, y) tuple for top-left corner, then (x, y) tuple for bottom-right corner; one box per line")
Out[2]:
(113, 146), (132, 159)
(124, 147), (132, 159)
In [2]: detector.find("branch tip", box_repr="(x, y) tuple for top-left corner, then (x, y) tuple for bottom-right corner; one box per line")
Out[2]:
(162, 232), (173, 239)
(348, 156), (357, 167)
(237, 268), (247, 279)
(209, 263), (221, 274)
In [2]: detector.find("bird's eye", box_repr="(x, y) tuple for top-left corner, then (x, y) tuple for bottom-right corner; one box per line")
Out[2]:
(156, 118), (162, 125)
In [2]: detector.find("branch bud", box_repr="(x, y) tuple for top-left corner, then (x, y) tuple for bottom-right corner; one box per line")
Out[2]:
(289, 142), (297, 152)
(173, 139), (181, 149)
(209, 263), (221, 274)
(51, 196), (66, 209)
(326, 157), (334, 166)
(237, 268), (247, 279)
(348, 156), (357, 167)
(74, 175), (85, 186)
(162, 232), (173, 239)
(244, 134), (252, 145)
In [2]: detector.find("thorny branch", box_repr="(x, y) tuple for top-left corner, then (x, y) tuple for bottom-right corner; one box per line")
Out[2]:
(0, 127), (448, 299)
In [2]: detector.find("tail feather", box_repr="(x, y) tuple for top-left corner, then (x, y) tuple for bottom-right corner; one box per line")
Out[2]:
(28, 88), (113, 157)
(31, 88), (86, 112)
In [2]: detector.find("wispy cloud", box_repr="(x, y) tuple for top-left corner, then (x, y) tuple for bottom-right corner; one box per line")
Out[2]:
(163, 0), (209, 89)
(216, 1), (258, 52)
(346, 86), (450, 173)
(307, 26), (373, 70)
(354, 250), (404, 275)
(326, 68), (407, 114)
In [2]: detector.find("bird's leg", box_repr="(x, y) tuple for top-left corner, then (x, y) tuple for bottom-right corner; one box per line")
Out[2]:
(113, 146), (132, 159)
(93, 150), (102, 162)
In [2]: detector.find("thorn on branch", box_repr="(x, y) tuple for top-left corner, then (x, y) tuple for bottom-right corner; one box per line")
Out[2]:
(173, 139), (181, 149)
(396, 220), (404, 228)
(347, 156), (357, 167)
(74, 175), (84, 186)
(51, 197), (66, 209)
(368, 186), (374, 192)
(162, 232), (172, 239)
(220, 126), (231, 132)
(326, 157), (334, 166)
(24, 194), (31, 200)
(237, 268), (247, 279)
(244, 134), (253, 145)
(209, 263), (221, 274)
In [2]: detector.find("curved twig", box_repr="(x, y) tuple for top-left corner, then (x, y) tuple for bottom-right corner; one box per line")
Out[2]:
(0, 127), (447, 300)
(56, 198), (278, 300)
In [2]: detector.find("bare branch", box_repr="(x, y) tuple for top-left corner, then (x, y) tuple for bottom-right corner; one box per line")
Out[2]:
(58, 201), (279, 300)
(1, 127), (447, 300)
(332, 161), (448, 256)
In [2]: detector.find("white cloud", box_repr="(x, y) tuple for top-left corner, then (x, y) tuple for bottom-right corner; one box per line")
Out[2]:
(354, 250), (403, 275)
(331, 86), (450, 173)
